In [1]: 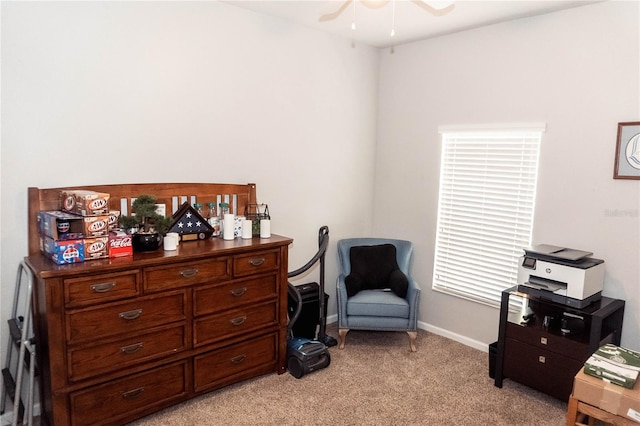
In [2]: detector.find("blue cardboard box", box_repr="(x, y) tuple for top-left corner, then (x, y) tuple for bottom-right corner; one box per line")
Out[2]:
(40, 236), (84, 264)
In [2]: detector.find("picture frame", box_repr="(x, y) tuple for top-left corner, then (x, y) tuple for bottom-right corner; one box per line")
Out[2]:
(614, 121), (640, 179)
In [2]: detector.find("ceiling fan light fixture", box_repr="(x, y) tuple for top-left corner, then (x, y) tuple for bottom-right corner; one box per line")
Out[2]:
(319, 0), (455, 46)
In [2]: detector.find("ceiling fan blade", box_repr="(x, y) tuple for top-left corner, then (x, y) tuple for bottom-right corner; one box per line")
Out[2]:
(410, 0), (455, 16)
(318, 0), (352, 22)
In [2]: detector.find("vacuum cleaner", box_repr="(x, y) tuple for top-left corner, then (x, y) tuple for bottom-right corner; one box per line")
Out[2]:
(286, 226), (336, 378)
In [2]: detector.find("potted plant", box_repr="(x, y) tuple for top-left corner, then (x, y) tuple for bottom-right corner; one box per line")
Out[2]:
(120, 194), (173, 252)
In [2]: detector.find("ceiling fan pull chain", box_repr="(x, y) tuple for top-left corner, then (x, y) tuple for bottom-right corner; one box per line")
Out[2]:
(390, 0), (396, 37)
(352, 0), (357, 31)
(390, 0), (396, 54)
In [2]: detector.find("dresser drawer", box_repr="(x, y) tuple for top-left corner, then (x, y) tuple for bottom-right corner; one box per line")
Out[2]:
(233, 249), (279, 277)
(504, 337), (583, 401)
(194, 332), (277, 392)
(64, 270), (141, 308)
(70, 361), (188, 426)
(194, 301), (277, 347)
(144, 257), (231, 292)
(505, 322), (588, 361)
(66, 292), (186, 343)
(193, 274), (278, 316)
(67, 324), (187, 382)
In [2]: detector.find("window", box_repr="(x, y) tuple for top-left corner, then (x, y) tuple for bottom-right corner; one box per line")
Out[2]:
(432, 124), (544, 307)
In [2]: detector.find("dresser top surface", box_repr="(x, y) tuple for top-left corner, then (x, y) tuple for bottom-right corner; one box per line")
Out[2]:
(26, 234), (293, 279)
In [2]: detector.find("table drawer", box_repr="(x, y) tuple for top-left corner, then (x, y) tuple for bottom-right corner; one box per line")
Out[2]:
(66, 292), (186, 343)
(194, 301), (277, 347)
(70, 361), (188, 426)
(194, 332), (277, 392)
(193, 274), (277, 316)
(504, 337), (583, 401)
(144, 257), (231, 292)
(233, 249), (279, 277)
(67, 324), (187, 382)
(64, 270), (141, 308)
(506, 322), (588, 361)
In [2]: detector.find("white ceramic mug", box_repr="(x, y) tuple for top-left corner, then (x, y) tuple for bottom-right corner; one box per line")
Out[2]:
(163, 234), (177, 251)
(166, 232), (180, 246)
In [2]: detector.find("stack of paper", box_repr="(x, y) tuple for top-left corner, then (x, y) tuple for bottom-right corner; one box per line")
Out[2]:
(584, 343), (640, 389)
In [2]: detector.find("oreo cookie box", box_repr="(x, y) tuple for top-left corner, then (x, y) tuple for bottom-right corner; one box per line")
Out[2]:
(60, 189), (110, 216)
(584, 344), (640, 389)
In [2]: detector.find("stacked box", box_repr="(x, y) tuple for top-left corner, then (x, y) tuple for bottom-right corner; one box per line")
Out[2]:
(37, 190), (113, 264)
(41, 236), (84, 265)
(572, 369), (640, 422)
(82, 215), (110, 237)
(584, 344), (640, 389)
(38, 211), (85, 240)
(108, 210), (121, 230)
(109, 230), (133, 258)
(84, 237), (109, 260)
(60, 189), (110, 216)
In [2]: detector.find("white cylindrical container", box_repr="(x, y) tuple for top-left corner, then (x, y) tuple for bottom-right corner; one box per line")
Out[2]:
(242, 219), (253, 239)
(166, 232), (180, 246)
(223, 213), (235, 240)
(163, 235), (177, 251)
(260, 219), (271, 238)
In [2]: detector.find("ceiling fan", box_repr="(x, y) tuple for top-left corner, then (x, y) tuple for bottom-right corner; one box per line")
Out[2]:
(318, 0), (455, 23)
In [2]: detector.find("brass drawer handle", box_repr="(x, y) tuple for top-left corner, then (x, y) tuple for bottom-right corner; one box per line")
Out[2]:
(121, 387), (145, 399)
(248, 257), (265, 266)
(230, 287), (247, 297)
(179, 268), (199, 278)
(540, 337), (547, 345)
(120, 342), (144, 354)
(91, 282), (116, 293)
(230, 316), (247, 326)
(230, 354), (246, 365)
(538, 356), (546, 364)
(119, 309), (142, 320)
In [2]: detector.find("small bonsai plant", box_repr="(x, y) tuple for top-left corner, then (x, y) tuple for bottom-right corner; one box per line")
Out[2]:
(120, 194), (172, 235)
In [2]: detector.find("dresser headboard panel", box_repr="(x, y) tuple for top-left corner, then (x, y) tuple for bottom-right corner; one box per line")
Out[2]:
(28, 182), (257, 256)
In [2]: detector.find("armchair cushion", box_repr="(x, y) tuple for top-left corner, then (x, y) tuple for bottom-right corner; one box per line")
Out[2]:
(345, 244), (408, 298)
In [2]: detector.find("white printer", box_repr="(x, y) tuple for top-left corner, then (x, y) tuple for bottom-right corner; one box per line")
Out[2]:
(517, 244), (605, 308)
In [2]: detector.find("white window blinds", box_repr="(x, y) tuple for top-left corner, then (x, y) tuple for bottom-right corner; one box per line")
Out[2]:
(432, 125), (544, 307)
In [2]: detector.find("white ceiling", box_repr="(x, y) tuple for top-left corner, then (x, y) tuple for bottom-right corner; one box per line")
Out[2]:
(225, 0), (602, 48)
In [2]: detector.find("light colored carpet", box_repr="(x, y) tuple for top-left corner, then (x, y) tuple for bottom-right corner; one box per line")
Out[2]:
(129, 326), (567, 425)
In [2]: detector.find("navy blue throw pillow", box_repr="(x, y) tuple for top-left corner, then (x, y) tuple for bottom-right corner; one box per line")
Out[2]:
(345, 244), (408, 298)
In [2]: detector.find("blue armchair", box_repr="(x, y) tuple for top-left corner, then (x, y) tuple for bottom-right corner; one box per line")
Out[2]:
(336, 238), (420, 352)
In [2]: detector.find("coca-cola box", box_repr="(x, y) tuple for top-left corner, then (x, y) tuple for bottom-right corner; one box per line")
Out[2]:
(40, 236), (84, 265)
(109, 230), (133, 258)
(38, 211), (84, 240)
(60, 189), (110, 216)
(82, 215), (109, 237)
(84, 237), (109, 260)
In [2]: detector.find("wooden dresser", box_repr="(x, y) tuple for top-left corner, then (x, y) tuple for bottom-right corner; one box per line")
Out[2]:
(25, 183), (293, 426)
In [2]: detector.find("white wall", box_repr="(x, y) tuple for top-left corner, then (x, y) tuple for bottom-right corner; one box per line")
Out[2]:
(0, 1), (379, 371)
(375, 1), (640, 350)
(2, 0), (639, 396)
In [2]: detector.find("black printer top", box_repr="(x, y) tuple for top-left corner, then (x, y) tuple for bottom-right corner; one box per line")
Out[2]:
(524, 244), (593, 263)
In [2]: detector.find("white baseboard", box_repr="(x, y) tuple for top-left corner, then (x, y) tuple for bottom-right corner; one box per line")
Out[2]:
(326, 316), (489, 353)
(418, 321), (490, 352)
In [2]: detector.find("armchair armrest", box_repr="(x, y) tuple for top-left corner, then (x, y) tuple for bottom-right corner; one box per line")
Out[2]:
(337, 274), (349, 328)
(406, 278), (421, 330)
